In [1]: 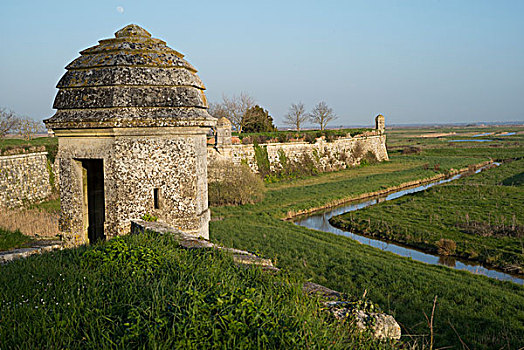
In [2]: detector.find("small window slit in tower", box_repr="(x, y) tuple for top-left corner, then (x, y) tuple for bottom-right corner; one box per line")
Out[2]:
(153, 188), (160, 209)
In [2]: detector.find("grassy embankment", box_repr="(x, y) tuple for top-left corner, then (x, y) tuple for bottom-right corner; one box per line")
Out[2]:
(0, 227), (33, 251)
(0, 137), (60, 247)
(0, 134), (388, 347)
(0, 232), (391, 349)
(386, 125), (523, 151)
(210, 131), (524, 349)
(1, 127), (523, 348)
(330, 158), (524, 274)
(232, 128), (372, 144)
(0, 136), (58, 160)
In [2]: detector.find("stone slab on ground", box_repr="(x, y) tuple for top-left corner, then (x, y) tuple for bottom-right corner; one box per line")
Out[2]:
(305, 283), (401, 340)
(178, 238), (216, 249)
(131, 220), (181, 235)
(132, 220), (275, 271)
(329, 303), (401, 340)
(0, 240), (63, 264)
(303, 281), (343, 299)
(354, 311), (401, 340)
(311, 294), (401, 340)
(232, 254), (274, 268)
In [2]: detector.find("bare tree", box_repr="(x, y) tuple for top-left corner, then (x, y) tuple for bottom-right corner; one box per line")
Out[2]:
(283, 102), (308, 131)
(0, 108), (21, 138)
(309, 101), (337, 130)
(18, 117), (45, 141)
(221, 92), (255, 133)
(208, 102), (228, 119)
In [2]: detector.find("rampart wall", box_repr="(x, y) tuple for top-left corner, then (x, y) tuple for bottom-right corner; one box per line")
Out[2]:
(208, 133), (388, 174)
(0, 152), (52, 208)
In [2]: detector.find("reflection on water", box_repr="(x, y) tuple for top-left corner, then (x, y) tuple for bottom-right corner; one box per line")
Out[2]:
(293, 163), (523, 285)
(438, 255), (456, 267)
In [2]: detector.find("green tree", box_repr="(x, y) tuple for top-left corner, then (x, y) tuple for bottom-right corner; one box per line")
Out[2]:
(242, 105), (277, 133)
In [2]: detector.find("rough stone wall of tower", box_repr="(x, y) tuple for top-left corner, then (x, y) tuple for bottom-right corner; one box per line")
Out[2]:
(55, 132), (210, 241)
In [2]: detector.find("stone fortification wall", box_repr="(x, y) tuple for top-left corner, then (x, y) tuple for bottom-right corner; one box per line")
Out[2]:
(208, 133), (388, 174)
(0, 152), (52, 208)
(1, 133), (387, 213)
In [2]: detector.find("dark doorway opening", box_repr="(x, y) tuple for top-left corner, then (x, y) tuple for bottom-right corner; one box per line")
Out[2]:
(81, 159), (105, 243)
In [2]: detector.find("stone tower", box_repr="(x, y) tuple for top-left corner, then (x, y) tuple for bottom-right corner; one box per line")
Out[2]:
(44, 24), (216, 244)
(375, 114), (385, 134)
(215, 117), (232, 148)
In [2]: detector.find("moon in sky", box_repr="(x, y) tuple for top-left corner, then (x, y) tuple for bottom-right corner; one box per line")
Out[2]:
(116, 6), (125, 14)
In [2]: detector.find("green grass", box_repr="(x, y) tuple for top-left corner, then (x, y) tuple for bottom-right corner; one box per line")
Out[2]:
(385, 125), (524, 151)
(3, 126), (522, 348)
(233, 128), (373, 144)
(0, 232), (390, 349)
(330, 159), (524, 274)
(0, 136), (58, 161)
(0, 227), (33, 251)
(209, 135), (524, 349)
(28, 197), (61, 213)
(261, 154), (496, 218)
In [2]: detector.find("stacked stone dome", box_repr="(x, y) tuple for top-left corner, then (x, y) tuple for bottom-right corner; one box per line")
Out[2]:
(45, 24), (215, 129)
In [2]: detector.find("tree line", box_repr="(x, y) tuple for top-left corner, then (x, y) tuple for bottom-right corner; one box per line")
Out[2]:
(209, 93), (337, 133)
(0, 108), (46, 140)
(2, 97), (339, 139)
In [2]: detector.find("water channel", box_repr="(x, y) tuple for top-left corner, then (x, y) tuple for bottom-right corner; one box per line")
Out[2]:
(449, 139), (493, 142)
(293, 164), (523, 285)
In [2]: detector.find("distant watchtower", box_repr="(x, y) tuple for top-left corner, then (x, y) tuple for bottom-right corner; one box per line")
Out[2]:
(215, 117), (232, 149)
(375, 114), (385, 134)
(44, 25), (216, 244)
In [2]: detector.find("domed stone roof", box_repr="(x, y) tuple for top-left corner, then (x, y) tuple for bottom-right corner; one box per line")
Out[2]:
(45, 24), (215, 129)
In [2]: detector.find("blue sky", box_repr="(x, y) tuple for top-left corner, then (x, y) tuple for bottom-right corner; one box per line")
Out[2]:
(1, 0), (523, 126)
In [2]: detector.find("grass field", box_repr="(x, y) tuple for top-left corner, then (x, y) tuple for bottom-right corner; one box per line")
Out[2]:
(0, 136), (60, 247)
(330, 158), (524, 274)
(385, 125), (523, 151)
(210, 128), (524, 349)
(232, 128), (372, 144)
(0, 227), (33, 251)
(0, 232), (390, 349)
(1, 126), (523, 348)
(0, 136), (58, 160)
(0, 202), (60, 243)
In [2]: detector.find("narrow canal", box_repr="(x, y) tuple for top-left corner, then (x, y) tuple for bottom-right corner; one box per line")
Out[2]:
(293, 164), (523, 285)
